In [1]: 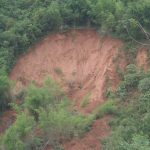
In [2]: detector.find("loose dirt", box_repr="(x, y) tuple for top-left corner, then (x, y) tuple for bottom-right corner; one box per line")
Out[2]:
(9, 29), (125, 150)
(136, 47), (148, 70)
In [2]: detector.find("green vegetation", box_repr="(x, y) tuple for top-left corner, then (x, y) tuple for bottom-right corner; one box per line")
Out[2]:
(0, 78), (93, 149)
(1, 0), (150, 111)
(80, 92), (91, 108)
(2, 113), (39, 150)
(1, 0), (150, 149)
(1, 0), (150, 73)
(103, 65), (150, 150)
(0, 72), (12, 112)
(93, 100), (117, 119)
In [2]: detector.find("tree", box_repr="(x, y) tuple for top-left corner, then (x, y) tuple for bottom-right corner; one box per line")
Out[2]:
(0, 73), (12, 112)
(138, 78), (150, 92)
(1, 113), (40, 150)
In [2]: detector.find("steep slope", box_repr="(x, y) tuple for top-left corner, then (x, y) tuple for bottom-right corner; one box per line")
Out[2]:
(136, 48), (148, 70)
(63, 116), (110, 150)
(10, 29), (123, 112)
(9, 29), (125, 149)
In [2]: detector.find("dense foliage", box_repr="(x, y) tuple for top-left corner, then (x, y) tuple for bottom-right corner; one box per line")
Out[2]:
(0, 72), (12, 112)
(0, 78), (93, 149)
(103, 65), (150, 149)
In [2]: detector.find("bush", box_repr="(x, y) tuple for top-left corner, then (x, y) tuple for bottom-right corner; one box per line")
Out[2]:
(117, 65), (144, 100)
(138, 77), (150, 92)
(0, 73), (12, 112)
(93, 100), (117, 119)
(103, 66), (150, 150)
(120, 134), (150, 150)
(117, 82), (127, 100)
(124, 64), (141, 89)
(126, 64), (137, 74)
(1, 77), (92, 149)
(124, 73), (140, 89)
(80, 93), (91, 108)
(1, 113), (40, 150)
(103, 134), (150, 150)
(38, 102), (92, 145)
(24, 78), (65, 118)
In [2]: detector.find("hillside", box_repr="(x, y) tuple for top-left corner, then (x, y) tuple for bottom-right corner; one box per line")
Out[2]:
(1, 0), (150, 150)
(10, 29), (124, 113)
(8, 29), (125, 150)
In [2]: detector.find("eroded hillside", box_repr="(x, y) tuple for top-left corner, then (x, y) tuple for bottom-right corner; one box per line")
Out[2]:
(8, 29), (127, 150)
(10, 29), (124, 113)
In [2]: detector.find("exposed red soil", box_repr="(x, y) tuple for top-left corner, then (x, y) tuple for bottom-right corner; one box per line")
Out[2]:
(136, 47), (148, 70)
(63, 116), (110, 150)
(10, 29), (123, 113)
(0, 110), (16, 134)
(45, 116), (110, 150)
(9, 29), (125, 150)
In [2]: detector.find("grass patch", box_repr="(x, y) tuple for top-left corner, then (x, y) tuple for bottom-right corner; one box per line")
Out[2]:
(80, 93), (91, 108)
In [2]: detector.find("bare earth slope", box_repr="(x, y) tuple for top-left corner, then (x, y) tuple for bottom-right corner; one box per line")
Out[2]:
(136, 47), (148, 70)
(10, 29), (123, 112)
(10, 29), (124, 150)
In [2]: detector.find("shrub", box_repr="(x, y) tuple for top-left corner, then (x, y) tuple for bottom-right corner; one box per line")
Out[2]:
(38, 103), (92, 145)
(120, 134), (150, 150)
(103, 67), (150, 150)
(93, 100), (117, 119)
(0, 73), (12, 112)
(80, 93), (91, 108)
(105, 88), (116, 99)
(24, 78), (65, 118)
(123, 64), (141, 89)
(117, 82), (127, 100)
(138, 77), (150, 92)
(126, 64), (137, 74)
(1, 113), (40, 150)
(22, 77), (94, 148)
(124, 73), (140, 89)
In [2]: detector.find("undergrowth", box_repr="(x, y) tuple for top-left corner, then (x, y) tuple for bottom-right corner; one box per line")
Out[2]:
(102, 64), (150, 150)
(93, 100), (117, 119)
(0, 77), (93, 150)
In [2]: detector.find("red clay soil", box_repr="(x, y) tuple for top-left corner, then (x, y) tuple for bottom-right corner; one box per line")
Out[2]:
(136, 47), (148, 70)
(45, 116), (110, 150)
(63, 116), (110, 150)
(9, 29), (125, 150)
(0, 110), (16, 134)
(10, 29), (123, 113)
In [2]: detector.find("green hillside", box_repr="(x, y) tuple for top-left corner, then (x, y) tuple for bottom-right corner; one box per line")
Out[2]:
(1, 0), (150, 149)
